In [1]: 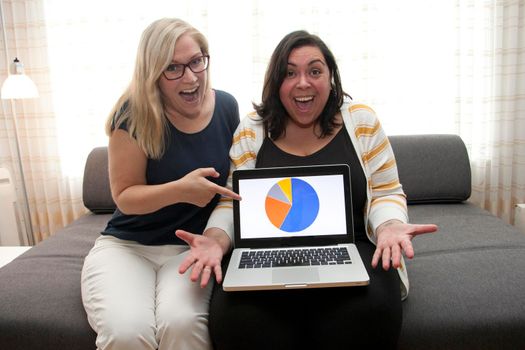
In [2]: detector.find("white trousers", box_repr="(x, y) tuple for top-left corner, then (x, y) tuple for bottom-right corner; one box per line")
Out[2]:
(81, 235), (213, 350)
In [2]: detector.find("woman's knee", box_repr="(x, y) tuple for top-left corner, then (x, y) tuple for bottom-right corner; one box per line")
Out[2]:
(156, 308), (210, 350)
(159, 309), (207, 333)
(96, 317), (157, 350)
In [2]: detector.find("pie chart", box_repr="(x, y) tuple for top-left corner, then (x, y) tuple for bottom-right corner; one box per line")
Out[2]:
(265, 178), (320, 232)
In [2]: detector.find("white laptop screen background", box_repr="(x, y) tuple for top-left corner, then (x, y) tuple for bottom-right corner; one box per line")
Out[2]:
(237, 174), (347, 239)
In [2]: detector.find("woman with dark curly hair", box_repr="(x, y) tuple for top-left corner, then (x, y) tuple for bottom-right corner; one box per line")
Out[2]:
(204, 30), (437, 350)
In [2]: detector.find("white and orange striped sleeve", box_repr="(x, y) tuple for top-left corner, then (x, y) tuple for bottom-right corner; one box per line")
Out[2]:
(351, 104), (408, 234)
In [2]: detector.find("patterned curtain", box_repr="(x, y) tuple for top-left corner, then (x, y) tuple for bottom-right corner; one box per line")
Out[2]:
(0, 0), (85, 243)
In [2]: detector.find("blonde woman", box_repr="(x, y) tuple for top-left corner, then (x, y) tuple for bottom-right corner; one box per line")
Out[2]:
(81, 18), (240, 350)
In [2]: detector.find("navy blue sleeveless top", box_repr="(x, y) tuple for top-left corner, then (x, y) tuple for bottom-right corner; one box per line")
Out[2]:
(102, 90), (240, 245)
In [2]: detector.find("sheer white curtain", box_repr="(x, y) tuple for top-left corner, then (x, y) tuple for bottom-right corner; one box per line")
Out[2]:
(1, 0), (524, 242)
(0, 0), (85, 243)
(455, 1), (525, 223)
(42, 0), (462, 173)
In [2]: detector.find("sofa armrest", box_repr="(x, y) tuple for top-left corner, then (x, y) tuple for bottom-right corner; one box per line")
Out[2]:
(389, 134), (471, 204)
(82, 147), (115, 213)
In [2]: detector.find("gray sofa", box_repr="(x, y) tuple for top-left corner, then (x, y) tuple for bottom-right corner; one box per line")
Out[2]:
(1, 134), (524, 349)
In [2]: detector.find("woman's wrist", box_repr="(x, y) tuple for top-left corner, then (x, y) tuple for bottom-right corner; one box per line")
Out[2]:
(203, 227), (231, 255)
(375, 219), (403, 236)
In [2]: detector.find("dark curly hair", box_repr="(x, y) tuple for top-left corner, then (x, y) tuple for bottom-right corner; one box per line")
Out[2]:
(254, 30), (350, 140)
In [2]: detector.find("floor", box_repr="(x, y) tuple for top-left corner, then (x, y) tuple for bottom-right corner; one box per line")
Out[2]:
(0, 246), (31, 268)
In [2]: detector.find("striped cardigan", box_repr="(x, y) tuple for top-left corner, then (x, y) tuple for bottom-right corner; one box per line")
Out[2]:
(206, 98), (411, 299)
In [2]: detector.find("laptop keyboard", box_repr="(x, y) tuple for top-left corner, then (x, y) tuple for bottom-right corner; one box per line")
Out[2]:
(238, 247), (352, 269)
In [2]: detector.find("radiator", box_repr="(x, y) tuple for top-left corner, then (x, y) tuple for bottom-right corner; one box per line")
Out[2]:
(0, 167), (24, 245)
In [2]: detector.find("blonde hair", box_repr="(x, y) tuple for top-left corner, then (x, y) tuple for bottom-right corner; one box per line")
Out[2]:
(105, 18), (210, 159)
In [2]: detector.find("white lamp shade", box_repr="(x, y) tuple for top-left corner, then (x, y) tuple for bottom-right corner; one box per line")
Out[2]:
(1, 74), (39, 99)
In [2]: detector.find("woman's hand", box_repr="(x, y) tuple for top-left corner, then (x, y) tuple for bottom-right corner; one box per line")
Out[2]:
(371, 220), (438, 270)
(176, 228), (231, 288)
(178, 168), (240, 207)
(107, 132), (240, 213)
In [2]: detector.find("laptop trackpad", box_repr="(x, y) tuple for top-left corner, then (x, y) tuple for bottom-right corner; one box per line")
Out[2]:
(272, 268), (320, 284)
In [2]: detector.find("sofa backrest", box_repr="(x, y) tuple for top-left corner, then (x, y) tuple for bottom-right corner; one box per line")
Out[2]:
(389, 134), (471, 204)
(83, 147), (115, 213)
(82, 134), (471, 213)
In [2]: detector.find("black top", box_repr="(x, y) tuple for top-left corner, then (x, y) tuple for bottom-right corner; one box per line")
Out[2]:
(102, 90), (240, 245)
(255, 126), (367, 239)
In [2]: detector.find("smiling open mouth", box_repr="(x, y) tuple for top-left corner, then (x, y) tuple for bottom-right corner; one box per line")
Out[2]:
(294, 96), (314, 111)
(179, 86), (199, 102)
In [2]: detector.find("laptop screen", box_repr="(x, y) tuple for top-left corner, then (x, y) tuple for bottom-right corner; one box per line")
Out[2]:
(233, 165), (354, 248)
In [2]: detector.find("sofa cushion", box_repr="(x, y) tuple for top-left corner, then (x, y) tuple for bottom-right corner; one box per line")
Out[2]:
(390, 134), (471, 204)
(0, 214), (108, 350)
(407, 203), (525, 254)
(400, 247), (525, 350)
(400, 203), (525, 350)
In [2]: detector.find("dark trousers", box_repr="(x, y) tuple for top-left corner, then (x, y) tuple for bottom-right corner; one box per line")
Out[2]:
(209, 240), (402, 350)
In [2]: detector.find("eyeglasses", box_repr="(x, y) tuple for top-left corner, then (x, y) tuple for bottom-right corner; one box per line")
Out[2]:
(163, 55), (209, 80)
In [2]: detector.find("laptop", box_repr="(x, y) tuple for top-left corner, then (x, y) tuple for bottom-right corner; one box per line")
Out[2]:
(222, 164), (370, 291)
